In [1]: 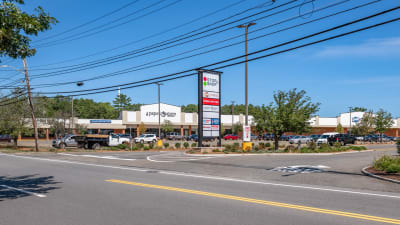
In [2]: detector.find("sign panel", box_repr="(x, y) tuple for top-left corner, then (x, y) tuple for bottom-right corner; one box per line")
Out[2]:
(90, 119), (112, 124)
(198, 70), (222, 144)
(243, 125), (251, 142)
(140, 103), (181, 123)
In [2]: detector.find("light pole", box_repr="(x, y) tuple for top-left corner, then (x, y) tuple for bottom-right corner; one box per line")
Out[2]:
(237, 22), (256, 127)
(156, 83), (163, 140)
(349, 107), (353, 135)
(231, 101), (235, 134)
(1, 62), (39, 152)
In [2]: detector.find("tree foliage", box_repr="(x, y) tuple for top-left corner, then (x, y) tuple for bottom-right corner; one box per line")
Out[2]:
(161, 120), (173, 134)
(375, 109), (393, 139)
(335, 123), (344, 133)
(138, 122), (146, 135)
(261, 89), (320, 150)
(0, 0), (57, 59)
(352, 107), (367, 112)
(351, 111), (375, 136)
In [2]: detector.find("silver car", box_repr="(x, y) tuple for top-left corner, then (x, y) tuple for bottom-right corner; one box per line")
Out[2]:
(52, 134), (78, 149)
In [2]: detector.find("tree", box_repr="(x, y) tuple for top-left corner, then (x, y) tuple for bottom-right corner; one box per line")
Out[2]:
(161, 120), (173, 134)
(375, 109), (393, 142)
(181, 104), (197, 113)
(220, 123), (225, 136)
(0, 0), (57, 60)
(233, 122), (243, 135)
(335, 123), (344, 133)
(351, 111), (375, 136)
(138, 122), (147, 135)
(113, 94), (132, 112)
(352, 107), (367, 112)
(263, 89), (320, 150)
(0, 89), (32, 146)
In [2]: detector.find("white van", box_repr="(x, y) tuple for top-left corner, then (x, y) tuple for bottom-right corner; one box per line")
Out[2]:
(317, 132), (339, 145)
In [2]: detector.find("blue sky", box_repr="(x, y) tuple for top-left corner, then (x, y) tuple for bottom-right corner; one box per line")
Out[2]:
(0, 0), (399, 117)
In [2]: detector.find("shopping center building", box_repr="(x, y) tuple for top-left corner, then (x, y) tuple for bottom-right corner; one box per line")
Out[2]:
(28, 103), (400, 139)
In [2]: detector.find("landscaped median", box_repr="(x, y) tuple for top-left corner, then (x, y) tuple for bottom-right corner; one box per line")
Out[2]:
(187, 142), (368, 154)
(362, 139), (400, 184)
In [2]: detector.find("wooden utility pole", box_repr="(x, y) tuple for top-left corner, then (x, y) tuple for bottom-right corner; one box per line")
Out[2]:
(23, 58), (39, 152)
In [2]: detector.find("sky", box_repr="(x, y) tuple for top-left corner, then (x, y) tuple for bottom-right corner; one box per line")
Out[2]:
(0, 0), (399, 117)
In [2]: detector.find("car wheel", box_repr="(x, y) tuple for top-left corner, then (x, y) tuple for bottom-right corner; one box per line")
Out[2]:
(152, 139), (156, 143)
(140, 140), (144, 144)
(92, 143), (100, 150)
(341, 141), (345, 146)
(59, 143), (65, 149)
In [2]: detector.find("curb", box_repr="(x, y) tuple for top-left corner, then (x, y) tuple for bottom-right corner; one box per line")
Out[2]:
(361, 166), (400, 184)
(185, 150), (373, 157)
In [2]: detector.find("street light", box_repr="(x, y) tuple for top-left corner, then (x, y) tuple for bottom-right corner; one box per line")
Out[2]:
(349, 107), (353, 135)
(0, 62), (39, 152)
(237, 22), (256, 149)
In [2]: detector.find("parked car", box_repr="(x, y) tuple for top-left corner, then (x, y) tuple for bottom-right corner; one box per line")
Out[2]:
(0, 134), (12, 143)
(166, 132), (182, 140)
(186, 134), (198, 141)
(263, 134), (274, 141)
(310, 134), (321, 142)
(134, 134), (157, 144)
(327, 134), (355, 146)
(52, 134), (78, 149)
(251, 134), (258, 140)
(289, 136), (312, 144)
(223, 134), (239, 140)
(364, 135), (379, 142)
(289, 136), (300, 144)
(280, 135), (290, 141)
(355, 136), (365, 141)
(316, 132), (339, 145)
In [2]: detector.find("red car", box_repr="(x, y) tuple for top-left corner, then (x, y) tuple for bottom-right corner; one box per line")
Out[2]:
(223, 134), (239, 140)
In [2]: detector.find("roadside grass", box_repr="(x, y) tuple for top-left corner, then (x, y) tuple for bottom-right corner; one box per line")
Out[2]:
(373, 155), (400, 173)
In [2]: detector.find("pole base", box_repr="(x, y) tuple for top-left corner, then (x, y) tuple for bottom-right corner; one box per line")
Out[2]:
(242, 142), (252, 151)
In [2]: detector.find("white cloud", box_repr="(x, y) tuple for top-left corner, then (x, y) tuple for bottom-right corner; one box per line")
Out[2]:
(316, 37), (400, 57)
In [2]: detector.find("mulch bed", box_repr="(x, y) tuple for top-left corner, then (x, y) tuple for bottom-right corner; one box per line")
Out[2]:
(366, 167), (400, 182)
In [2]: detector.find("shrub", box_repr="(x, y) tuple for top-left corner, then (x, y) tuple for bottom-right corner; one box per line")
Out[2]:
(373, 155), (400, 173)
(258, 142), (265, 149)
(224, 144), (232, 151)
(233, 142), (240, 150)
(307, 142), (317, 150)
(265, 142), (271, 148)
(333, 142), (341, 148)
(118, 144), (127, 150)
(397, 139), (400, 154)
(319, 143), (330, 149)
(188, 149), (195, 154)
(175, 143), (181, 149)
(131, 146), (138, 151)
(183, 142), (189, 149)
(285, 145), (296, 152)
(191, 143), (197, 148)
(212, 149), (220, 152)
(163, 143), (169, 148)
(143, 146), (150, 151)
(136, 143), (144, 149)
(148, 143), (154, 149)
(223, 150), (229, 154)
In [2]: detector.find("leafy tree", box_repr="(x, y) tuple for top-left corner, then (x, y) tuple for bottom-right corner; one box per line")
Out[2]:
(351, 111), (375, 136)
(335, 123), (344, 133)
(263, 89), (320, 150)
(220, 123), (225, 136)
(138, 122), (146, 135)
(375, 109), (394, 142)
(181, 104), (197, 113)
(233, 122), (242, 135)
(161, 120), (173, 134)
(0, 0), (57, 60)
(352, 107), (367, 112)
(0, 89), (31, 146)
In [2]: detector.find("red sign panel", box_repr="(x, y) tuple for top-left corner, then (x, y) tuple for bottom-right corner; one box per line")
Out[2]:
(203, 98), (220, 106)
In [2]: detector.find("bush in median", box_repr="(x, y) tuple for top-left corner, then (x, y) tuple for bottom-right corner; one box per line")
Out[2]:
(183, 142), (189, 149)
(163, 143), (169, 148)
(397, 139), (400, 154)
(373, 155), (400, 173)
(175, 142), (181, 149)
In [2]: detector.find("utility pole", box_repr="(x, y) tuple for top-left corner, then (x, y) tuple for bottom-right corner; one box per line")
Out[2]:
(23, 58), (39, 152)
(156, 83), (163, 139)
(231, 101), (235, 133)
(71, 96), (74, 134)
(237, 22), (256, 127)
(349, 107), (353, 135)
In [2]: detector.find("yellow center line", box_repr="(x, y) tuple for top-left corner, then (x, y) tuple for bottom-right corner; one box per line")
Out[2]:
(105, 179), (400, 224)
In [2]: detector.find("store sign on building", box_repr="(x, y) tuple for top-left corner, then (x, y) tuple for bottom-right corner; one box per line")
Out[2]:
(198, 70), (222, 147)
(141, 103), (181, 123)
(90, 119), (112, 124)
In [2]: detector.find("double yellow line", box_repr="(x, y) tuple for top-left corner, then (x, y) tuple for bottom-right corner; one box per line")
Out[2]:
(106, 179), (400, 224)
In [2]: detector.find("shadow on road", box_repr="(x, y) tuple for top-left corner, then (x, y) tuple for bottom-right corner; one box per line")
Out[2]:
(0, 174), (61, 201)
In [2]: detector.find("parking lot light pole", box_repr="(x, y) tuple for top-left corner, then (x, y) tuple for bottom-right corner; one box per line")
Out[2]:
(237, 22), (256, 127)
(231, 101), (235, 133)
(349, 107), (353, 135)
(156, 83), (163, 146)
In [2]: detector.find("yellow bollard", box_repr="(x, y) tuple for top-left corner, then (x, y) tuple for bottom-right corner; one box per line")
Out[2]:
(157, 140), (163, 147)
(242, 142), (252, 152)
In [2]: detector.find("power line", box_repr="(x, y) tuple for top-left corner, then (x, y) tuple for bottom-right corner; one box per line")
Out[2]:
(2, 13), (399, 106)
(31, 0), (372, 88)
(28, 0), (302, 79)
(35, 6), (400, 96)
(33, 0), (141, 43)
(26, 0), (251, 69)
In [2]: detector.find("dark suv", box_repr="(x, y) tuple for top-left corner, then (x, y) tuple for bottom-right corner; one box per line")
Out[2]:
(327, 134), (355, 146)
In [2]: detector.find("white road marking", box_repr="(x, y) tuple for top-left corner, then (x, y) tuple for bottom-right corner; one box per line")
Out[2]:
(58, 153), (136, 161)
(1, 153), (400, 200)
(147, 153), (214, 162)
(0, 184), (46, 198)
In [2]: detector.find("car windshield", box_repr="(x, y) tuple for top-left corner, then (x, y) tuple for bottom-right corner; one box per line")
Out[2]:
(145, 135), (153, 137)
(139, 135), (145, 137)
(320, 135), (329, 138)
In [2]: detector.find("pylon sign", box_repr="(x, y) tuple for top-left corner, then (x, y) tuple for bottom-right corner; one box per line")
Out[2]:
(198, 69), (222, 147)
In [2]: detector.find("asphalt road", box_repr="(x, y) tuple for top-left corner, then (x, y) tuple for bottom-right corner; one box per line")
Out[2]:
(0, 145), (399, 225)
